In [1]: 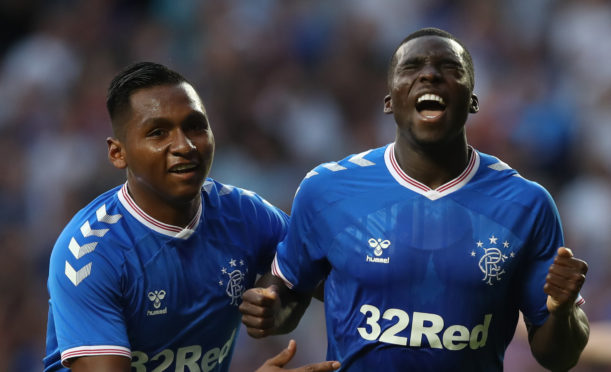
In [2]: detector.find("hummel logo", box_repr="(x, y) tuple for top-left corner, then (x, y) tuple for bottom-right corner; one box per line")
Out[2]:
(368, 238), (391, 256)
(147, 290), (168, 316)
(366, 238), (391, 264)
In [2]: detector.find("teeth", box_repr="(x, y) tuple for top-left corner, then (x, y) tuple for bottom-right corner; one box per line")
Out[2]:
(417, 94), (445, 105)
(172, 164), (196, 172)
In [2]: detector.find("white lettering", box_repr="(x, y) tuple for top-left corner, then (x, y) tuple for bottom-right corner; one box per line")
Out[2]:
(129, 328), (237, 372)
(201, 348), (219, 372)
(147, 307), (168, 316)
(218, 329), (235, 364)
(442, 325), (469, 350)
(176, 345), (202, 371)
(151, 349), (173, 372)
(379, 308), (409, 346)
(357, 304), (382, 340)
(410, 312), (443, 348)
(365, 255), (390, 264)
(357, 304), (492, 351)
(469, 314), (492, 349)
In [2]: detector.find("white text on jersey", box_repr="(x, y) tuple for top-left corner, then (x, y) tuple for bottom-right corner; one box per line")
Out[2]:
(357, 304), (491, 350)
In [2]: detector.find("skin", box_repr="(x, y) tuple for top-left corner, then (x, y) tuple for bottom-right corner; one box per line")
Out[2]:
(241, 35), (589, 371)
(383, 35), (479, 190)
(71, 82), (338, 372)
(107, 82), (214, 227)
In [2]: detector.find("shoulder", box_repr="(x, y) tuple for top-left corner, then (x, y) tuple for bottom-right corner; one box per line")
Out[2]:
(475, 150), (556, 208)
(297, 145), (387, 196)
(50, 185), (128, 284)
(202, 178), (287, 219)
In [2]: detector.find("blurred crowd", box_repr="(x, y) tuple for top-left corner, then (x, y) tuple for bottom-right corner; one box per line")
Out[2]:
(1, 0), (610, 371)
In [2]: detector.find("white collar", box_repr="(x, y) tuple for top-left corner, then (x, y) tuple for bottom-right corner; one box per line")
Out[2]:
(384, 143), (480, 200)
(117, 183), (201, 239)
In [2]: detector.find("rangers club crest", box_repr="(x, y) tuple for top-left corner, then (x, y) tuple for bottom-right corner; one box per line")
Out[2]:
(218, 258), (248, 305)
(470, 234), (515, 285)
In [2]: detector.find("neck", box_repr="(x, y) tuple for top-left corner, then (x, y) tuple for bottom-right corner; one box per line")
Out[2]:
(126, 183), (201, 228)
(393, 136), (470, 190)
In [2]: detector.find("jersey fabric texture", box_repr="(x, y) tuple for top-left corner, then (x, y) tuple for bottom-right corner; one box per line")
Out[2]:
(272, 143), (582, 372)
(44, 179), (288, 372)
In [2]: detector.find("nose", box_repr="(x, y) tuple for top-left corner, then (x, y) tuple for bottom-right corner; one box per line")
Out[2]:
(171, 129), (197, 154)
(418, 63), (441, 82)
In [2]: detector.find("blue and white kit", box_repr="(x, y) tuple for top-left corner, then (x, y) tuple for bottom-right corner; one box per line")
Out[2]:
(45, 179), (288, 372)
(272, 143), (583, 371)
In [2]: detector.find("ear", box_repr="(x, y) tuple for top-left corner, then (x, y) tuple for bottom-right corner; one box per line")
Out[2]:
(383, 94), (393, 114)
(469, 94), (479, 114)
(107, 137), (127, 169)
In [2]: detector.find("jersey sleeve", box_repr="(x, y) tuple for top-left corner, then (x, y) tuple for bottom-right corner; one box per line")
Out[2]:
(47, 231), (131, 367)
(518, 187), (571, 327)
(272, 174), (330, 292)
(245, 192), (290, 275)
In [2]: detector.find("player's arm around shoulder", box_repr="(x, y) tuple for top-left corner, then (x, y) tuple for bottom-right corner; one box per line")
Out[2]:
(528, 247), (590, 371)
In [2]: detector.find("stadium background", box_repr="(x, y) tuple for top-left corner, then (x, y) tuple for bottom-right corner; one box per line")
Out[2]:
(1, 0), (610, 370)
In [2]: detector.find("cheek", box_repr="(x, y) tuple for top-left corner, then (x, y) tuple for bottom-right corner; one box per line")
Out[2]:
(197, 135), (215, 159)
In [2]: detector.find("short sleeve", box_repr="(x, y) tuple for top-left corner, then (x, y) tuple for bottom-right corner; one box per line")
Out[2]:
(244, 192), (290, 275)
(272, 175), (329, 292)
(519, 188), (565, 327)
(47, 234), (131, 366)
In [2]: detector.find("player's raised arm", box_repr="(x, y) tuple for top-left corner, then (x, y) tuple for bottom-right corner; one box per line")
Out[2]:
(528, 247), (590, 370)
(240, 272), (313, 338)
(255, 340), (340, 372)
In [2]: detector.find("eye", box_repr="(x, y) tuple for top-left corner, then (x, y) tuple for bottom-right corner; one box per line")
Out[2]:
(147, 128), (166, 137)
(184, 115), (209, 133)
(441, 61), (464, 73)
(400, 63), (419, 72)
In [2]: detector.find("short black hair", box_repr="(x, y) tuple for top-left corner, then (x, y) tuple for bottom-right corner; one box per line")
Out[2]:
(106, 61), (189, 138)
(387, 27), (475, 91)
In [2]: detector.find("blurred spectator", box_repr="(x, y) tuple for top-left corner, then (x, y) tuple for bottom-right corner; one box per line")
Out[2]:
(0, 1), (609, 370)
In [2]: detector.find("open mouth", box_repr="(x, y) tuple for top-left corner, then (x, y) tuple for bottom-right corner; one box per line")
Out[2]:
(416, 93), (446, 119)
(169, 163), (198, 173)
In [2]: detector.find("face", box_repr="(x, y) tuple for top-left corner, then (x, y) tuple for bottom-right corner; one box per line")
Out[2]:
(384, 36), (478, 147)
(108, 82), (215, 209)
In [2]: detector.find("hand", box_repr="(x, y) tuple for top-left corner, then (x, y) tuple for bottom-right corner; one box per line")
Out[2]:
(240, 285), (282, 338)
(544, 247), (588, 316)
(255, 339), (340, 372)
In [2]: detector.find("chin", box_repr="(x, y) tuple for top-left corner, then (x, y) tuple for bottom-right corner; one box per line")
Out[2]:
(171, 184), (204, 203)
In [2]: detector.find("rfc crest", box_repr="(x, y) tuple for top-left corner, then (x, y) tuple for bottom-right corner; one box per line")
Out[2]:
(470, 234), (515, 285)
(218, 258), (248, 305)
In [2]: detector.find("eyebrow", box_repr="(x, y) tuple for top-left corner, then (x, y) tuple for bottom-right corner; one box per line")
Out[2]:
(140, 111), (210, 130)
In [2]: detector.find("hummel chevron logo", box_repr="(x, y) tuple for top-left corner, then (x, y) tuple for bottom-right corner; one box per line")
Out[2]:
(80, 221), (109, 237)
(203, 180), (214, 194)
(322, 162), (346, 172)
(348, 150), (375, 167)
(304, 170), (318, 179)
(219, 185), (234, 196)
(488, 161), (511, 171)
(96, 205), (122, 224)
(240, 189), (255, 197)
(65, 261), (92, 286)
(68, 238), (97, 259)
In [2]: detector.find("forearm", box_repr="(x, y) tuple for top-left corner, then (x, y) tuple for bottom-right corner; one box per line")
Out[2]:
(253, 273), (312, 335)
(529, 306), (590, 370)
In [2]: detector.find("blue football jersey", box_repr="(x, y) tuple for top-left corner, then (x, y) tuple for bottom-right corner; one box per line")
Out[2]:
(44, 179), (288, 372)
(273, 143), (582, 371)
